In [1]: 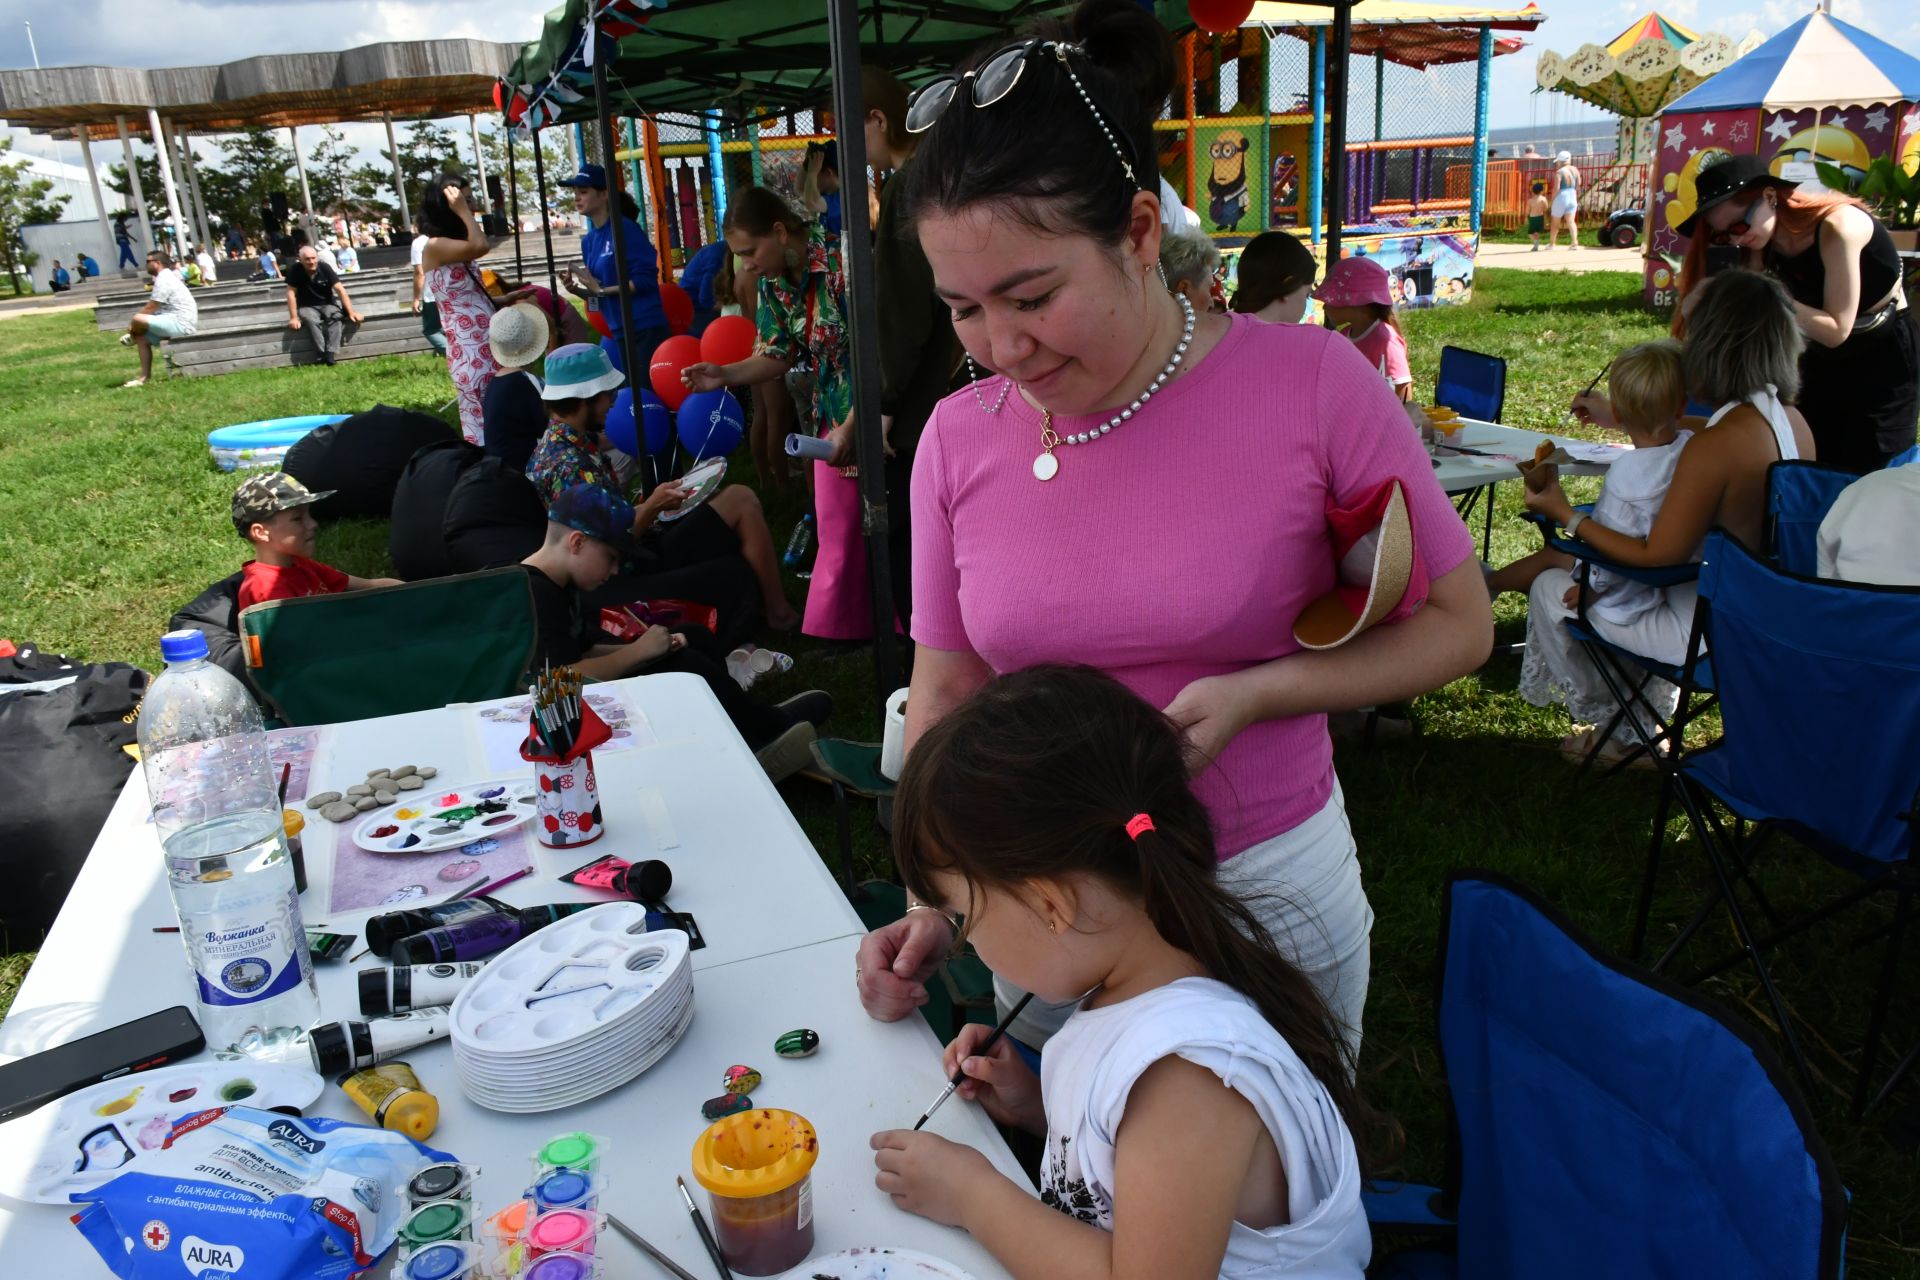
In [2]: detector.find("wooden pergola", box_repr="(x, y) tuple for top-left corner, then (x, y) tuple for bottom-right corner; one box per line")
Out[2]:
(0, 38), (516, 261)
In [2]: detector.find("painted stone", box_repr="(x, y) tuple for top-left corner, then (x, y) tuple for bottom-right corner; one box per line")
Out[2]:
(701, 1093), (752, 1120)
(306, 791), (341, 810)
(354, 796), (378, 812)
(391, 764), (419, 779)
(320, 801), (358, 823)
(722, 1065), (761, 1095)
(345, 784), (374, 799)
(398, 775), (425, 791)
(774, 1029), (820, 1059)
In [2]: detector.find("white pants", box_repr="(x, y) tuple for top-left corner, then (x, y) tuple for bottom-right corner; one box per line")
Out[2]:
(1518, 567), (1697, 745)
(994, 778), (1373, 1063)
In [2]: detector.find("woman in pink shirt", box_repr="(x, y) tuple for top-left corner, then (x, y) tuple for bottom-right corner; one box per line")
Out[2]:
(853, 1), (1489, 1057)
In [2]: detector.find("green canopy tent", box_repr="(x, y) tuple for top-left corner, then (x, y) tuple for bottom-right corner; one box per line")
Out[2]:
(497, 0), (1357, 716)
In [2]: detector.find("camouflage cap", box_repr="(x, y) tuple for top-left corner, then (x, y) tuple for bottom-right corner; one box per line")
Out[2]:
(547, 482), (638, 556)
(232, 471), (334, 530)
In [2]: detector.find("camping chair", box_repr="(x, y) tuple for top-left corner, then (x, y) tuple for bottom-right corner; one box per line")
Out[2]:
(238, 566), (538, 727)
(1765, 459), (1859, 576)
(1437, 346), (1509, 552)
(1638, 531), (1920, 1115)
(1368, 872), (1848, 1280)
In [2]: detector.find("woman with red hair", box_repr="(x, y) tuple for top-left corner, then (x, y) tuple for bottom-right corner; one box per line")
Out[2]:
(1676, 154), (1916, 473)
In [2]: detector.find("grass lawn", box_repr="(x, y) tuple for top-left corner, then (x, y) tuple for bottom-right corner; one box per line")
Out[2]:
(4, 269), (1917, 1271)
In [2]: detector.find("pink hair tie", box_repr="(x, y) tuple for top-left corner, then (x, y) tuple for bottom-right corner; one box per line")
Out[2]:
(1125, 813), (1156, 841)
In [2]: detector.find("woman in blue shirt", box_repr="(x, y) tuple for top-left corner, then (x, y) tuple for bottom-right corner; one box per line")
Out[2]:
(559, 163), (668, 376)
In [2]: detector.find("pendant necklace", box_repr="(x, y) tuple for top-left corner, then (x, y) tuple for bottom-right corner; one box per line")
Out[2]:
(1032, 291), (1195, 483)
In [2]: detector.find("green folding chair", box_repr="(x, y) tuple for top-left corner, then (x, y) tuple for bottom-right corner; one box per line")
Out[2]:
(238, 567), (538, 726)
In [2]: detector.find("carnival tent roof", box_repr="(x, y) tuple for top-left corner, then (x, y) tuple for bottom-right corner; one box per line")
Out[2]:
(1534, 10), (1757, 119)
(1248, 0), (1542, 68)
(1663, 8), (1920, 114)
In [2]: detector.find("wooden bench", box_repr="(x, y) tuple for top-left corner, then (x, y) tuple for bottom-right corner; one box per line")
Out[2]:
(162, 309), (438, 377)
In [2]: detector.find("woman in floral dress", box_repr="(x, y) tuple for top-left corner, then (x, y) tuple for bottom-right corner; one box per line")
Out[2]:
(419, 172), (501, 445)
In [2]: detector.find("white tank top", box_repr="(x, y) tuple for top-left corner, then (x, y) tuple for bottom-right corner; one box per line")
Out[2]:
(1705, 384), (1800, 461)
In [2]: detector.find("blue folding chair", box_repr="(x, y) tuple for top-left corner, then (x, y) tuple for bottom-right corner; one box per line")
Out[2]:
(1766, 460), (1860, 577)
(1437, 346), (1509, 553)
(1641, 531), (1920, 1115)
(1369, 872), (1848, 1279)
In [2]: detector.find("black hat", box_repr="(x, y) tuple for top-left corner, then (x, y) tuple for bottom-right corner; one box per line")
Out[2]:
(1677, 154), (1798, 239)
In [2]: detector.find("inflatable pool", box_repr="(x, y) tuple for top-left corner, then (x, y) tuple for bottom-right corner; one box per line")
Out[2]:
(208, 415), (347, 472)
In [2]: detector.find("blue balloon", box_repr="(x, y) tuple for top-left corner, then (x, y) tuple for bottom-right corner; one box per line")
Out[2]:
(677, 389), (746, 461)
(604, 388), (676, 457)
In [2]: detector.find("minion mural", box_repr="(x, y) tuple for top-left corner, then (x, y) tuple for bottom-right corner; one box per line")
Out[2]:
(1206, 129), (1252, 230)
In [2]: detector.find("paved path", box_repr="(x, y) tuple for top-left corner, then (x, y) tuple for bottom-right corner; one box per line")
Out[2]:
(1478, 239), (1645, 275)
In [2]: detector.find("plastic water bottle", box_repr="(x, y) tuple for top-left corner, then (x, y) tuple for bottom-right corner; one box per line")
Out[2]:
(782, 513), (814, 567)
(139, 630), (319, 1056)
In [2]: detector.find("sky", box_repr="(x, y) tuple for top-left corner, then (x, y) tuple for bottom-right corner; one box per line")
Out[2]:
(6, 0), (1920, 173)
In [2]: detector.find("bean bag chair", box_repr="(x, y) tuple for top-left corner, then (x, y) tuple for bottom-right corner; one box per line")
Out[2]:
(443, 458), (548, 573)
(282, 405), (457, 520)
(167, 573), (251, 688)
(0, 645), (148, 939)
(389, 440), (484, 581)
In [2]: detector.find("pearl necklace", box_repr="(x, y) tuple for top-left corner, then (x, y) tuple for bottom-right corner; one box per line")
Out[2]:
(1032, 291), (1195, 482)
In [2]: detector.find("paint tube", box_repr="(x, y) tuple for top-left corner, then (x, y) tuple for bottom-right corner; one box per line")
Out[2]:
(307, 1008), (451, 1076)
(359, 960), (489, 1016)
(364, 896), (510, 958)
(559, 854), (673, 904)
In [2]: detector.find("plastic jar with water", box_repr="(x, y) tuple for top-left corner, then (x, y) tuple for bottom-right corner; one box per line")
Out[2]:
(138, 630), (319, 1055)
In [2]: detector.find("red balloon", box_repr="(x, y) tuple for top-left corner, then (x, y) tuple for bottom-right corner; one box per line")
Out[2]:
(585, 307), (612, 339)
(649, 334), (702, 411)
(699, 313), (757, 367)
(1189, 0), (1254, 33)
(661, 280), (694, 335)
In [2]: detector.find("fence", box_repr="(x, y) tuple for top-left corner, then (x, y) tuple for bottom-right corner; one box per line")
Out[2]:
(1454, 155), (1652, 231)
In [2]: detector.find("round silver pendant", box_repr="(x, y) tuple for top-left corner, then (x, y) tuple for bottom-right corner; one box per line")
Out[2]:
(1032, 452), (1059, 482)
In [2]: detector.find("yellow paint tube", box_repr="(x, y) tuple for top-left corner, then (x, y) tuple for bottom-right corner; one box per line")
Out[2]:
(338, 1060), (439, 1141)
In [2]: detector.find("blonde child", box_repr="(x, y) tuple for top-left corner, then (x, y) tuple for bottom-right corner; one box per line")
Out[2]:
(1526, 181), (1550, 252)
(1314, 256), (1412, 402)
(870, 665), (1374, 1280)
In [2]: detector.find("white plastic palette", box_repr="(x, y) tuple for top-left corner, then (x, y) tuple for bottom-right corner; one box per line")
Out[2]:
(657, 457), (727, 523)
(777, 1249), (978, 1280)
(0, 1061), (322, 1203)
(450, 903), (695, 1113)
(351, 777), (540, 854)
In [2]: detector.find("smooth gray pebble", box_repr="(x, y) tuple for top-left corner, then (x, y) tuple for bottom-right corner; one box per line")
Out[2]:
(320, 801), (358, 822)
(390, 764), (418, 779)
(353, 796), (377, 812)
(306, 791), (341, 810)
(416, 767), (438, 780)
(397, 775), (424, 790)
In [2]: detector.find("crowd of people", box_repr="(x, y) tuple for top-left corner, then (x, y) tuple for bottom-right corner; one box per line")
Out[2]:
(115, 2), (1920, 1273)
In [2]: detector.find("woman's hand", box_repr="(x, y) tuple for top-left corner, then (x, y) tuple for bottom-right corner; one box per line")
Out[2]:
(855, 910), (953, 1021)
(1164, 671), (1258, 774)
(444, 184), (469, 213)
(1561, 582), (1584, 610)
(1523, 478), (1575, 525)
(681, 361), (727, 393)
(942, 1021), (1045, 1133)
(871, 1131), (997, 1228)
(1522, 460), (1559, 495)
(825, 417), (857, 467)
(496, 285), (536, 306)
(560, 266), (594, 299)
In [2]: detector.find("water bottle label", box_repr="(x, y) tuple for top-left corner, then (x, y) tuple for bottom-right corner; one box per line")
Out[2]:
(189, 888), (308, 1008)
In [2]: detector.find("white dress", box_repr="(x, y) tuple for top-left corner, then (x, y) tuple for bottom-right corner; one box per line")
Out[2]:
(1039, 978), (1370, 1279)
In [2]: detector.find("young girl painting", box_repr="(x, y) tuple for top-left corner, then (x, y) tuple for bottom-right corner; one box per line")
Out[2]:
(871, 665), (1374, 1280)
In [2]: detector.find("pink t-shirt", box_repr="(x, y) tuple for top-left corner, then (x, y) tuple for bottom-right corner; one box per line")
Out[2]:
(1346, 318), (1411, 388)
(911, 313), (1473, 857)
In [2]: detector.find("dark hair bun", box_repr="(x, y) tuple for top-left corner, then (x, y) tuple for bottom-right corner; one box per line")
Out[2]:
(1073, 0), (1176, 118)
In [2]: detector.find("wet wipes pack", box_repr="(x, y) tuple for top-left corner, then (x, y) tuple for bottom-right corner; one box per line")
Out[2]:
(71, 1105), (453, 1279)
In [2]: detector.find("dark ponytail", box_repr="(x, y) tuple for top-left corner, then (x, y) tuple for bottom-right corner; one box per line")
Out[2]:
(893, 664), (1389, 1169)
(901, 0), (1174, 246)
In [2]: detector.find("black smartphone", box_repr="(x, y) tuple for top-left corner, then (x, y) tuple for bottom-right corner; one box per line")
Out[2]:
(1705, 244), (1741, 277)
(0, 1006), (205, 1123)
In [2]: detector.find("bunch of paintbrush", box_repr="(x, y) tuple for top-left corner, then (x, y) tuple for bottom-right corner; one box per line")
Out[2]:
(528, 664), (585, 759)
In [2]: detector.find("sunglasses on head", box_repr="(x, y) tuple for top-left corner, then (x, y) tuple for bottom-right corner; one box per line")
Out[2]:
(905, 39), (1142, 191)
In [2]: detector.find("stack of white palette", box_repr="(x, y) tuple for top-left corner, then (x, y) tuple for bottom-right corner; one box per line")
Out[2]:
(450, 903), (694, 1112)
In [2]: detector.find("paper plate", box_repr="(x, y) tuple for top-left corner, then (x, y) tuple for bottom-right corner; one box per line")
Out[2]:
(778, 1249), (978, 1280)
(656, 457), (727, 524)
(351, 778), (539, 854)
(0, 1060), (322, 1204)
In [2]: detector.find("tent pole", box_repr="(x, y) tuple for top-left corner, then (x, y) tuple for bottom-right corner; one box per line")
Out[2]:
(532, 128), (563, 318)
(508, 133), (524, 278)
(1326, 1), (1351, 262)
(1471, 25), (1492, 235)
(827, 0), (903, 722)
(592, 29), (657, 495)
(1308, 30), (1325, 246)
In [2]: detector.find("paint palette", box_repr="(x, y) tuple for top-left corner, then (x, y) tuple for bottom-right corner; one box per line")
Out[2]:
(656, 457), (728, 523)
(352, 777), (539, 854)
(0, 1060), (322, 1204)
(450, 903), (694, 1113)
(774, 1249), (978, 1280)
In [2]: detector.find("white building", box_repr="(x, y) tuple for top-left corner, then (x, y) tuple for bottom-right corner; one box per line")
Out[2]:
(15, 151), (116, 223)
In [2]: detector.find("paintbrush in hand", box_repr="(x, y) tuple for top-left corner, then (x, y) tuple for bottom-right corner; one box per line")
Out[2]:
(913, 992), (1034, 1131)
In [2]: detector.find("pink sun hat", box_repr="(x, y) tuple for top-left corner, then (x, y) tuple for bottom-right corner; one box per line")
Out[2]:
(1313, 255), (1396, 309)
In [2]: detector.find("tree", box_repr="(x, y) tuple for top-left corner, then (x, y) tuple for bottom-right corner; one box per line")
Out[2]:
(480, 125), (542, 220)
(304, 126), (357, 215)
(211, 127), (292, 232)
(347, 164), (399, 222)
(0, 139), (72, 289)
(374, 120), (466, 222)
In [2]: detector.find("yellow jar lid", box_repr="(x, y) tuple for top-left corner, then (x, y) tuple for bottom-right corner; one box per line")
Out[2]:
(690, 1109), (818, 1198)
(283, 810), (306, 837)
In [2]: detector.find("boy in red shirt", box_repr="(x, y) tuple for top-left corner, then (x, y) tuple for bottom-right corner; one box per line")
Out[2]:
(234, 472), (400, 611)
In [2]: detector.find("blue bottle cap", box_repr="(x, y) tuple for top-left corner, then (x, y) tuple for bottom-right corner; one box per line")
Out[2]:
(403, 1243), (472, 1280)
(159, 629), (210, 664)
(535, 1168), (592, 1208)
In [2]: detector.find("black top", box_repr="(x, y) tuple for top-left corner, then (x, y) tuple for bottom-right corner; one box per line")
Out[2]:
(520, 564), (595, 667)
(873, 161), (959, 455)
(484, 372), (548, 473)
(1766, 212), (1903, 322)
(284, 261), (342, 310)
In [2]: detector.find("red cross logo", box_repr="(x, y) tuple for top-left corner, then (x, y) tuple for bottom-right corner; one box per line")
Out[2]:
(143, 1220), (170, 1251)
